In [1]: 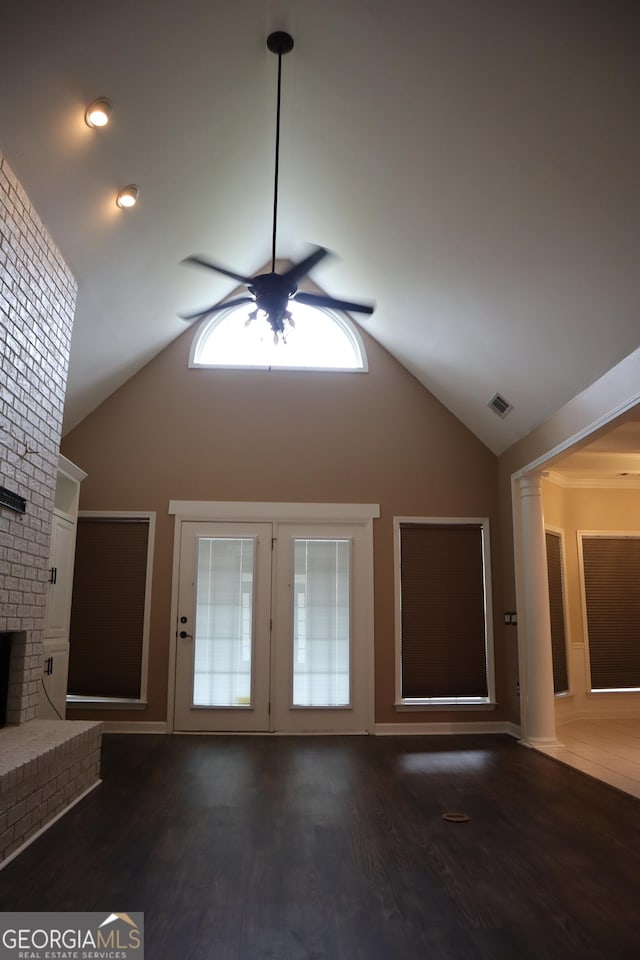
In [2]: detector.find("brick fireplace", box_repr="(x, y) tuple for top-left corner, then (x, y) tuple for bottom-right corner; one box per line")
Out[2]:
(0, 151), (76, 720)
(0, 151), (102, 865)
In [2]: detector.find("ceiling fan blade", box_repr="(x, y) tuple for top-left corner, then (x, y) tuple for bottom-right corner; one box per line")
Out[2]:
(179, 296), (255, 322)
(295, 291), (375, 315)
(181, 255), (255, 286)
(281, 246), (331, 286)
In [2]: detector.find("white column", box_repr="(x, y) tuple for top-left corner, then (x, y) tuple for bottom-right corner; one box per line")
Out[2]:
(519, 474), (558, 745)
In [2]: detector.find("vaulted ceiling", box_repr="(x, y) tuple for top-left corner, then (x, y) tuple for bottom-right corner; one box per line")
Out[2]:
(1, 0), (639, 455)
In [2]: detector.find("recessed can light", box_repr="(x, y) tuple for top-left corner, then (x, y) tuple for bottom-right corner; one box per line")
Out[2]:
(85, 97), (112, 128)
(116, 185), (139, 209)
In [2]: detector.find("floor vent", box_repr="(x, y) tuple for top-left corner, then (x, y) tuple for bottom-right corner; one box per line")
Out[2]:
(488, 393), (513, 418)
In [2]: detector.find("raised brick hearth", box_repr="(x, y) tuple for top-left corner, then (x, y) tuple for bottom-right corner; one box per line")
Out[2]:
(0, 720), (103, 864)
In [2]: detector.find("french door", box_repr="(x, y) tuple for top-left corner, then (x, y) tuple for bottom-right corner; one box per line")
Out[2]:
(173, 520), (371, 733)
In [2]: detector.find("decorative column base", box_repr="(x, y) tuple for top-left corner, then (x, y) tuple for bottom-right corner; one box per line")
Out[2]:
(518, 735), (561, 749)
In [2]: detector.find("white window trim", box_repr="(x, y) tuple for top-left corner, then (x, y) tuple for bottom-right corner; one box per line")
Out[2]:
(169, 501), (379, 523)
(66, 510), (155, 708)
(393, 516), (496, 709)
(188, 303), (369, 373)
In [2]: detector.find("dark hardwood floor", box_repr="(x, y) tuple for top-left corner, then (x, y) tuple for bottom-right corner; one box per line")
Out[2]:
(1, 733), (639, 959)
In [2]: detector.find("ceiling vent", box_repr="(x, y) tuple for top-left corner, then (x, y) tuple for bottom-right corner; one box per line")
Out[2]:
(488, 393), (513, 418)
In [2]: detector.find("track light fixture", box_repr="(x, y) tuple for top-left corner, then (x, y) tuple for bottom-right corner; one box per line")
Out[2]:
(85, 97), (112, 128)
(116, 185), (139, 209)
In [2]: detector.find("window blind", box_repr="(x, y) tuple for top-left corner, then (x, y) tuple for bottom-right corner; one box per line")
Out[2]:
(400, 523), (488, 699)
(68, 518), (150, 698)
(292, 538), (350, 707)
(193, 537), (254, 707)
(545, 531), (569, 694)
(582, 535), (640, 690)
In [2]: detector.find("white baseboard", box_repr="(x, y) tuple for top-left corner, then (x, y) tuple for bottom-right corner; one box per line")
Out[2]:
(102, 721), (168, 734)
(102, 720), (524, 738)
(375, 720), (521, 736)
(503, 721), (522, 739)
(0, 780), (101, 871)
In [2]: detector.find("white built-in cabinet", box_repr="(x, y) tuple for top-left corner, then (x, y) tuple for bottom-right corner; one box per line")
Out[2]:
(39, 455), (86, 720)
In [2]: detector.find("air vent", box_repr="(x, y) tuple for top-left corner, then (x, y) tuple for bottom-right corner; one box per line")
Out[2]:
(488, 393), (513, 418)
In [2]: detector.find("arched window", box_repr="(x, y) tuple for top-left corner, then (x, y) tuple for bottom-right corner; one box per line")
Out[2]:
(189, 301), (368, 372)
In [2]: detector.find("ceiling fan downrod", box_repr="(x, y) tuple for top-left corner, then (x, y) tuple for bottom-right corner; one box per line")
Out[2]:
(267, 31), (294, 273)
(179, 30), (374, 337)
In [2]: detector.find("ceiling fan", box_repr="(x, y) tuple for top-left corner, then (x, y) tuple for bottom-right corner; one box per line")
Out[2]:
(180, 31), (374, 341)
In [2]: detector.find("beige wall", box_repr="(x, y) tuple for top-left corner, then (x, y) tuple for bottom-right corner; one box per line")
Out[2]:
(547, 483), (640, 653)
(542, 479), (640, 721)
(62, 321), (508, 726)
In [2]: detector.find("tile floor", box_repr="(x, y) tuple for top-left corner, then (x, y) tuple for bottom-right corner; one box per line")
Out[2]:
(534, 717), (640, 799)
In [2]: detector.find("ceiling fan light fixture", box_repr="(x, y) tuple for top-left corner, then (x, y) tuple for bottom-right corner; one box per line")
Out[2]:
(85, 97), (112, 128)
(179, 30), (375, 336)
(115, 184), (139, 209)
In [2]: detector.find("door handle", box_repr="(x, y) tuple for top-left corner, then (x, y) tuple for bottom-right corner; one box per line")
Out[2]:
(179, 630), (192, 639)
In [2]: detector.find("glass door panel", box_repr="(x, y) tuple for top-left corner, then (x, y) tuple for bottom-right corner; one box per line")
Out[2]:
(273, 523), (369, 733)
(293, 538), (350, 707)
(193, 537), (255, 708)
(174, 522), (271, 732)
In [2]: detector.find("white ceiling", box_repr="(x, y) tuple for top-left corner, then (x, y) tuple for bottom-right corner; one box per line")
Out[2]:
(1, 0), (639, 455)
(549, 412), (640, 486)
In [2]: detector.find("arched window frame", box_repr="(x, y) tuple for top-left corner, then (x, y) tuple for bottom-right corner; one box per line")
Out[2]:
(188, 301), (368, 373)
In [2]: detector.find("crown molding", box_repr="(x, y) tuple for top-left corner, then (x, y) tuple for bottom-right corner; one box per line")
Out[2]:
(545, 469), (640, 489)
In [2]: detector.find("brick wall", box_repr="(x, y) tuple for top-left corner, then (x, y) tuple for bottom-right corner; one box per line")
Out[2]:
(0, 151), (77, 723)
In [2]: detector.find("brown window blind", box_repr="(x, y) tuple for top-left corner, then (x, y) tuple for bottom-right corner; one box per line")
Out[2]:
(400, 523), (488, 699)
(582, 535), (640, 690)
(68, 518), (150, 698)
(545, 531), (569, 694)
